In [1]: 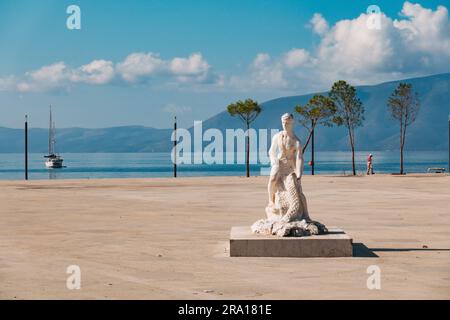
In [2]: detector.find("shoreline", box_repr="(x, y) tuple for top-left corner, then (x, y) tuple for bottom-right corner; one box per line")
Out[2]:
(0, 172), (448, 183)
(1, 150), (447, 180)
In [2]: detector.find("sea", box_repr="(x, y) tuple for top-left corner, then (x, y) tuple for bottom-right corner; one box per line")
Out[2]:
(0, 151), (448, 180)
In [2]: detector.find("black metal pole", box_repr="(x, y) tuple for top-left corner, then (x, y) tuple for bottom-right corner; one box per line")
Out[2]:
(311, 120), (315, 175)
(173, 116), (177, 178)
(25, 115), (28, 180)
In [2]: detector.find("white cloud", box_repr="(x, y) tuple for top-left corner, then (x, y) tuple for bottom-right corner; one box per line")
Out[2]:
(28, 62), (69, 83)
(283, 49), (312, 68)
(0, 52), (217, 92)
(116, 53), (164, 82)
(8, 60), (115, 92)
(394, 2), (450, 62)
(74, 60), (115, 85)
(1, 2), (450, 94)
(248, 53), (287, 88)
(252, 53), (271, 69)
(315, 1), (450, 83)
(310, 13), (329, 35)
(18, 62), (72, 92)
(115, 52), (210, 84)
(170, 53), (209, 76)
(315, 11), (399, 81)
(234, 1), (450, 92)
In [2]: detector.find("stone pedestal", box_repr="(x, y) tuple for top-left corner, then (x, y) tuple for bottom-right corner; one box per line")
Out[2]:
(230, 226), (353, 257)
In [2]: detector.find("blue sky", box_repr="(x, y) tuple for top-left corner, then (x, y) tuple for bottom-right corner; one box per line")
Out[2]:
(0, 0), (449, 128)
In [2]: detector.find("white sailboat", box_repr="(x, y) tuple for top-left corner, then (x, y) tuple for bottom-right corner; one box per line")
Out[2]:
(44, 106), (64, 168)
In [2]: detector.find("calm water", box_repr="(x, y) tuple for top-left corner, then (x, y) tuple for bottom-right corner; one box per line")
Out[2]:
(0, 151), (447, 180)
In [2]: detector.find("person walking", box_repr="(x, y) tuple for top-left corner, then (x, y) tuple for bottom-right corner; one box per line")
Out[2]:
(367, 153), (374, 175)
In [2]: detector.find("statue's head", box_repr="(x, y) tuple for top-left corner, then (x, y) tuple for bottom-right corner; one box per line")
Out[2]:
(281, 113), (294, 131)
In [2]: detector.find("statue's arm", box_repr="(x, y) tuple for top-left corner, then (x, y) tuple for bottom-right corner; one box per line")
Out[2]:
(295, 140), (304, 179)
(269, 133), (278, 166)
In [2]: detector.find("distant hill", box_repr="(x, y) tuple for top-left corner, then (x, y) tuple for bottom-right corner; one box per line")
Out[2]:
(0, 126), (172, 153)
(0, 73), (449, 153)
(201, 73), (450, 151)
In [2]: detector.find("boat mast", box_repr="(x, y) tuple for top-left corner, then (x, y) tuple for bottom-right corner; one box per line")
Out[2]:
(48, 105), (54, 155)
(53, 119), (57, 155)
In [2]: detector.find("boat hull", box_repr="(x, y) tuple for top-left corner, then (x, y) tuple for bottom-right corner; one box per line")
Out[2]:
(45, 158), (64, 168)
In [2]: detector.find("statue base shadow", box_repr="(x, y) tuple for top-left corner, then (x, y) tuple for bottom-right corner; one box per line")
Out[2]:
(230, 226), (353, 257)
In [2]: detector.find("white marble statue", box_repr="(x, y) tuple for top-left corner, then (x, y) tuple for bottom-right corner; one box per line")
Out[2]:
(251, 113), (328, 237)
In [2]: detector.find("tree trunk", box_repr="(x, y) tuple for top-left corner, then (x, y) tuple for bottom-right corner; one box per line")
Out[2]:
(400, 120), (407, 175)
(246, 121), (250, 178)
(348, 127), (356, 176)
(302, 128), (313, 154)
(351, 143), (356, 176)
(400, 144), (404, 175)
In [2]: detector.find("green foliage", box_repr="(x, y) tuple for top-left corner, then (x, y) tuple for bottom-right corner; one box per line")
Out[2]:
(329, 80), (365, 175)
(387, 82), (420, 174)
(227, 98), (262, 126)
(227, 98), (262, 178)
(329, 80), (364, 130)
(388, 82), (420, 126)
(294, 94), (338, 152)
(295, 94), (339, 129)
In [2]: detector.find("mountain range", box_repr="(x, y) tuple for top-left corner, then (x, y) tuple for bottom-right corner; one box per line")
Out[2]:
(1, 73), (449, 153)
